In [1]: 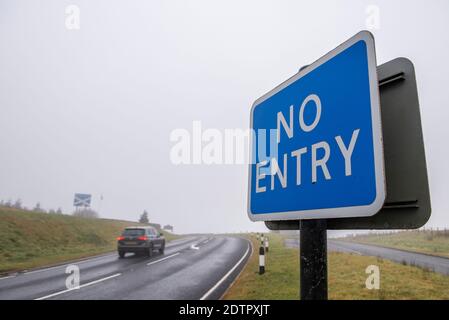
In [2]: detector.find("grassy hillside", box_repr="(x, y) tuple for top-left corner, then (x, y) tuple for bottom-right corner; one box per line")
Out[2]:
(341, 230), (449, 258)
(223, 233), (449, 300)
(0, 208), (177, 274)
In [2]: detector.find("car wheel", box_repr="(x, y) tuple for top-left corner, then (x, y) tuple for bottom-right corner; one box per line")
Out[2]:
(159, 245), (165, 254)
(118, 251), (125, 259)
(147, 246), (153, 257)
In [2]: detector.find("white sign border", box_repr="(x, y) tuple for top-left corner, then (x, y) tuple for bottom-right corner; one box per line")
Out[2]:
(247, 30), (386, 222)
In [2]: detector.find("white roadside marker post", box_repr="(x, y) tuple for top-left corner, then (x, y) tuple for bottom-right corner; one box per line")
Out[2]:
(259, 243), (265, 275)
(265, 237), (269, 253)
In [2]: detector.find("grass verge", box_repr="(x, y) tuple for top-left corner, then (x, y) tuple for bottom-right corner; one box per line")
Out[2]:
(223, 233), (449, 300)
(0, 208), (177, 274)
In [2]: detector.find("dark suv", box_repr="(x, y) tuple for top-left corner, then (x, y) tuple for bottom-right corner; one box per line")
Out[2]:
(117, 226), (165, 258)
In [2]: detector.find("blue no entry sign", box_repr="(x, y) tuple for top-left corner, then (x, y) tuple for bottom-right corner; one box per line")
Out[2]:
(248, 31), (385, 221)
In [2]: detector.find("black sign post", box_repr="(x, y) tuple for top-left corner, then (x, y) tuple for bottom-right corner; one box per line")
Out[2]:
(300, 219), (328, 300)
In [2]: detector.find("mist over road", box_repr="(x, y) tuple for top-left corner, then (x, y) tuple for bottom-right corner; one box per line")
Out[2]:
(0, 236), (251, 300)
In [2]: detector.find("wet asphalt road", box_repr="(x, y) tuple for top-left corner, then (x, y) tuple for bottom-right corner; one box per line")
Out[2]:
(0, 236), (251, 300)
(284, 238), (449, 275)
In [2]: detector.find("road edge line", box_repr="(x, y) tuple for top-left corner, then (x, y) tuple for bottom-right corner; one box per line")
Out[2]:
(200, 238), (252, 300)
(0, 238), (188, 279)
(219, 237), (254, 300)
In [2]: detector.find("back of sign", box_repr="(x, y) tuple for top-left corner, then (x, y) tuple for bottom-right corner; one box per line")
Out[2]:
(266, 57), (431, 230)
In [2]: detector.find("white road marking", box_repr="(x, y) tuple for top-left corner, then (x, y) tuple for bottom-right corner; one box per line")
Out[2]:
(21, 239), (187, 276)
(34, 273), (122, 300)
(167, 237), (194, 245)
(190, 244), (200, 250)
(23, 264), (69, 275)
(147, 253), (180, 266)
(0, 275), (16, 281)
(200, 243), (251, 300)
(22, 253), (117, 276)
(202, 237), (213, 244)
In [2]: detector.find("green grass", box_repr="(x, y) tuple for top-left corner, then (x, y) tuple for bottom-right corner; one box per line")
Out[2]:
(223, 233), (449, 300)
(341, 230), (449, 258)
(224, 233), (299, 300)
(0, 207), (177, 274)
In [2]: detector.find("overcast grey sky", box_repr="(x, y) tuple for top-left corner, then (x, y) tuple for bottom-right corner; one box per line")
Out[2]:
(1, 0), (448, 234)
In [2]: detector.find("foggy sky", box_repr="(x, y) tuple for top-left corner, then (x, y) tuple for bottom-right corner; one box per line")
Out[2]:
(1, 0), (449, 234)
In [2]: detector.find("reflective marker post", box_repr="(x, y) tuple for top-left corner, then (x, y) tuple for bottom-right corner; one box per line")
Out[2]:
(259, 245), (265, 275)
(300, 219), (327, 300)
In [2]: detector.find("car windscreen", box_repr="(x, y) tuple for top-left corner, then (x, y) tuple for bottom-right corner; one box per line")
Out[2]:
(122, 229), (145, 236)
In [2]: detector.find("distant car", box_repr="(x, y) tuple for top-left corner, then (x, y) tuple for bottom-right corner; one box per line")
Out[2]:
(117, 226), (165, 258)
